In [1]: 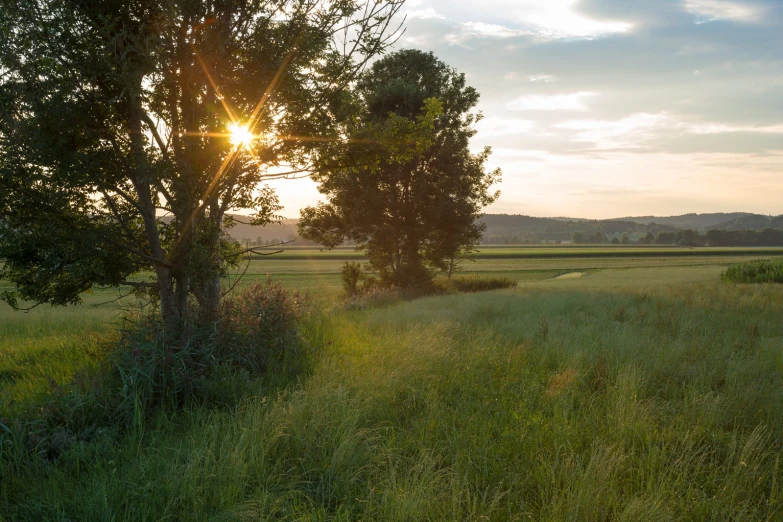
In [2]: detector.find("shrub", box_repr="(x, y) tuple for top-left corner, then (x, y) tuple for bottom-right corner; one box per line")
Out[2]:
(108, 279), (311, 416)
(721, 258), (783, 284)
(441, 275), (518, 293)
(340, 262), (364, 296)
(1, 278), (312, 465)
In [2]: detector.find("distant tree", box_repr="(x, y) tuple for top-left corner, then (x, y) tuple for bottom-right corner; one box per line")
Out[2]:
(611, 238), (620, 245)
(572, 232), (585, 245)
(621, 234), (631, 245)
(0, 0), (404, 329)
(676, 229), (703, 247)
(299, 50), (500, 288)
(641, 232), (656, 245)
(655, 232), (677, 245)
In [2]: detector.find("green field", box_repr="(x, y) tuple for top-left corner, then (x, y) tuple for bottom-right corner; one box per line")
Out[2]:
(3, 247), (783, 519)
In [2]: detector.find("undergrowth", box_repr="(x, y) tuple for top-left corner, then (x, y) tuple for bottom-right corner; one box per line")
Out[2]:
(722, 258), (783, 283)
(0, 279), (312, 474)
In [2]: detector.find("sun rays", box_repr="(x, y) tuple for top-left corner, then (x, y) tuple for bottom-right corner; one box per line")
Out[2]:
(227, 123), (255, 149)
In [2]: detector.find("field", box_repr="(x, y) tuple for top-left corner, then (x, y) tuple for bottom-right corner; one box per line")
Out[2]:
(3, 246), (783, 519)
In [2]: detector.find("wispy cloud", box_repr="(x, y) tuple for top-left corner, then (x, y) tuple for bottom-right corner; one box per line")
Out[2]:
(459, 22), (526, 39)
(556, 113), (673, 148)
(476, 117), (536, 137)
(508, 92), (596, 112)
(684, 0), (762, 23)
(690, 122), (783, 134)
(528, 75), (555, 83)
(405, 7), (445, 20)
(522, 0), (633, 39)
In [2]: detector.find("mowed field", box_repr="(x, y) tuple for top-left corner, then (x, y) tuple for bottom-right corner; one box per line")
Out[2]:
(4, 246), (783, 519)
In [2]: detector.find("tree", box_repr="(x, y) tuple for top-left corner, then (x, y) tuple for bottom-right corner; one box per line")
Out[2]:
(298, 50), (500, 288)
(571, 232), (585, 245)
(620, 233), (631, 245)
(0, 0), (404, 327)
(676, 229), (702, 247)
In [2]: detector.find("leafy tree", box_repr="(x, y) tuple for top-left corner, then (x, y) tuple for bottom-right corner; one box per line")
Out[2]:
(676, 229), (702, 247)
(620, 233), (631, 245)
(571, 232), (585, 245)
(655, 232), (677, 245)
(641, 232), (656, 245)
(0, 0), (403, 326)
(611, 238), (620, 245)
(299, 50), (500, 288)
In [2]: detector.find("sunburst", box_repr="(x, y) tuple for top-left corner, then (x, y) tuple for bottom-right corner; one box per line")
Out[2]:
(227, 123), (255, 149)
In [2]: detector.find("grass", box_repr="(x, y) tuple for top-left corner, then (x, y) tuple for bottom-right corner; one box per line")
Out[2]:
(3, 248), (783, 519)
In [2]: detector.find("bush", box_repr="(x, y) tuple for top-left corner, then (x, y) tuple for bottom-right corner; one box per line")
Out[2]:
(1, 279), (312, 465)
(438, 275), (518, 293)
(340, 261), (364, 296)
(722, 258), (783, 284)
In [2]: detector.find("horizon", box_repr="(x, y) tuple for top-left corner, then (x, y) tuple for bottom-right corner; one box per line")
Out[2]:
(269, 0), (783, 219)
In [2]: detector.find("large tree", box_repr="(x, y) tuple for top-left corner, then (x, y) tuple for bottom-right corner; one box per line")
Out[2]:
(299, 50), (500, 287)
(0, 0), (404, 325)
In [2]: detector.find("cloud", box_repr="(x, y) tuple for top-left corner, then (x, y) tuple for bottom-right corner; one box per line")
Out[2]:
(508, 92), (596, 112)
(684, 0), (763, 23)
(476, 117), (536, 137)
(405, 7), (445, 20)
(457, 22), (527, 39)
(522, 0), (633, 38)
(407, 0), (633, 42)
(556, 113), (675, 149)
(689, 122), (783, 134)
(529, 75), (555, 82)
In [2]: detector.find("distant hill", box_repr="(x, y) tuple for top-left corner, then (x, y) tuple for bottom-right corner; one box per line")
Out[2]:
(478, 214), (677, 243)
(620, 213), (757, 230)
(706, 214), (783, 232)
(218, 212), (783, 246)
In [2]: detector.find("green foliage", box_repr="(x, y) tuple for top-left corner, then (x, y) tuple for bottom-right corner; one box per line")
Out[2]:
(340, 262), (364, 296)
(300, 50), (500, 290)
(656, 231), (677, 245)
(0, 0), (403, 324)
(722, 258), (783, 284)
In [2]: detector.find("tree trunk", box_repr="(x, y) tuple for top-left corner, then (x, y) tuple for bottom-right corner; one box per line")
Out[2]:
(128, 91), (186, 328)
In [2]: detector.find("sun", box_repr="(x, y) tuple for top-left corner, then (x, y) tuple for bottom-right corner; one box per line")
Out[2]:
(228, 122), (254, 148)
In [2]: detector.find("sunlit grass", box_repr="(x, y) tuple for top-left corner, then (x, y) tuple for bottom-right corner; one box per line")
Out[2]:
(4, 252), (783, 518)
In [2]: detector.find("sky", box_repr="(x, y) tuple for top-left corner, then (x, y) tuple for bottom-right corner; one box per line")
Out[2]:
(270, 0), (783, 219)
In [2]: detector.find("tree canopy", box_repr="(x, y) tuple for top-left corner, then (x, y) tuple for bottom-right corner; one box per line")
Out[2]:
(299, 50), (500, 287)
(0, 0), (403, 324)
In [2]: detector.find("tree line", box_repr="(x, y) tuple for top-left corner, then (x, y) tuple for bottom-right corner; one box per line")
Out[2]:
(571, 229), (783, 247)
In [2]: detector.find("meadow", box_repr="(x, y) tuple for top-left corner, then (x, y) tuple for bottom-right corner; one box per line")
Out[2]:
(3, 246), (783, 519)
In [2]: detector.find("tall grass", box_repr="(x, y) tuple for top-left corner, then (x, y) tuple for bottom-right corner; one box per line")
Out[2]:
(3, 282), (783, 519)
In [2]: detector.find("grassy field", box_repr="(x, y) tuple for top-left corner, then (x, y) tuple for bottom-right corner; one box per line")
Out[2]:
(3, 247), (783, 519)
